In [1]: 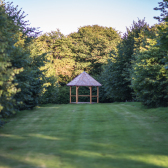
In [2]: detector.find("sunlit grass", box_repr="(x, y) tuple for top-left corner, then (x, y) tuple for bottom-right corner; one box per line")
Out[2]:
(0, 103), (168, 168)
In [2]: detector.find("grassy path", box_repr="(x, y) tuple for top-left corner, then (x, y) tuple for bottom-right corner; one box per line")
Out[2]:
(0, 103), (168, 168)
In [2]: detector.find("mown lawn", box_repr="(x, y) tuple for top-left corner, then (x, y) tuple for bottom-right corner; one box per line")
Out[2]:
(0, 102), (168, 168)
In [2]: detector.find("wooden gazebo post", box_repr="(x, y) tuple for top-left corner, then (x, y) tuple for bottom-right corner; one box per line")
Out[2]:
(70, 86), (72, 103)
(97, 86), (99, 103)
(89, 86), (92, 104)
(76, 86), (79, 104)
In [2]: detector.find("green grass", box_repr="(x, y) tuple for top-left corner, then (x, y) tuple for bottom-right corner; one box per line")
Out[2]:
(0, 102), (168, 168)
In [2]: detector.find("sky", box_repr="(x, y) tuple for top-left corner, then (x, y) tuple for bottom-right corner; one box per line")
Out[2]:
(10, 0), (161, 36)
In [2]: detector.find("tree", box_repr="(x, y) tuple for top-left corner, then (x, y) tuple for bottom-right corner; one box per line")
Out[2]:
(0, 2), (23, 117)
(154, 1), (168, 52)
(130, 27), (168, 107)
(154, 0), (168, 22)
(128, 1), (168, 107)
(101, 19), (149, 101)
(35, 30), (76, 85)
(0, 1), (47, 118)
(36, 25), (120, 86)
(13, 42), (47, 110)
(69, 25), (120, 77)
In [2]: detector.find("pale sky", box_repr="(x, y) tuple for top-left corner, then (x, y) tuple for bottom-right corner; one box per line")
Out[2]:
(10, 0), (161, 35)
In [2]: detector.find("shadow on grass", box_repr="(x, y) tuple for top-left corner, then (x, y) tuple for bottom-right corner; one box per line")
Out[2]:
(0, 154), (38, 168)
(1, 103), (168, 168)
(0, 133), (167, 168)
(59, 150), (165, 168)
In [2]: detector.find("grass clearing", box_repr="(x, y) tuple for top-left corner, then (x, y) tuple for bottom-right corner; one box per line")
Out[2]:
(0, 102), (168, 168)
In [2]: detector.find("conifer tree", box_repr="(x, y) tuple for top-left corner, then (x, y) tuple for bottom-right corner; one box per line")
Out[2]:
(0, 1), (46, 118)
(0, 2), (23, 117)
(130, 24), (168, 107)
(101, 19), (149, 101)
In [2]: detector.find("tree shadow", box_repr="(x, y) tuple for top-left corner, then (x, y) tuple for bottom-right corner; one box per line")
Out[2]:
(0, 133), (167, 168)
(0, 155), (38, 168)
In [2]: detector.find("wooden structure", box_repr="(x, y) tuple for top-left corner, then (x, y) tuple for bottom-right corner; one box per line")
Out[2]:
(67, 71), (102, 104)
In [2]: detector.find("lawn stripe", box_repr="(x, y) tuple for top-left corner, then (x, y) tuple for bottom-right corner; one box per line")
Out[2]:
(0, 103), (168, 168)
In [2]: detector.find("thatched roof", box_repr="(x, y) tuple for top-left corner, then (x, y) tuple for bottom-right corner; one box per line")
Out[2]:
(67, 71), (102, 86)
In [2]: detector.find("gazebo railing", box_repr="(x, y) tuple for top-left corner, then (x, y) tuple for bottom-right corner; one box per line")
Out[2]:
(69, 86), (99, 104)
(71, 95), (97, 97)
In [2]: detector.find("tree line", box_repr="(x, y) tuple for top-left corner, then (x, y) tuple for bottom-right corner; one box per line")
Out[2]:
(0, 0), (168, 126)
(100, 0), (168, 107)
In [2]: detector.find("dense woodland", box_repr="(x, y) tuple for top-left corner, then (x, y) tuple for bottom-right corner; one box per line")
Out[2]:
(0, 0), (168, 125)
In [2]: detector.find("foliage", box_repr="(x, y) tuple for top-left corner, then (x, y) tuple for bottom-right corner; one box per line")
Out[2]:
(2, 0), (168, 115)
(30, 33), (60, 105)
(36, 25), (120, 85)
(35, 30), (76, 85)
(34, 25), (120, 103)
(0, 1), (48, 121)
(0, 2), (23, 117)
(69, 25), (120, 77)
(101, 19), (149, 101)
(39, 76), (58, 104)
(154, 0), (168, 22)
(154, 1), (168, 51)
(125, 1), (168, 107)
(130, 25), (168, 107)
(13, 49), (46, 110)
(93, 74), (113, 103)
(56, 85), (70, 104)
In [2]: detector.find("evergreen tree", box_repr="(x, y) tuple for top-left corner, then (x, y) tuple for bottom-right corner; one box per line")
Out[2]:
(0, 1), (47, 118)
(101, 19), (149, 101)
(129, 1), (168, 107)
(0, 2), (23, 117)
(130, 24), (168, 107)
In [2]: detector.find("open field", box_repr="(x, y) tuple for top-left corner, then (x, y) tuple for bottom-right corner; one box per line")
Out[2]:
(0, 102), (168, 168)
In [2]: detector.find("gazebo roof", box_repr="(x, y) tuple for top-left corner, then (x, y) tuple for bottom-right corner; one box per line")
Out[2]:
(67, 71), (102, 86)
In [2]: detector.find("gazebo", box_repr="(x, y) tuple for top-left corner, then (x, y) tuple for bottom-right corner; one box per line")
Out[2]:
(67, 71), (102, 104)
